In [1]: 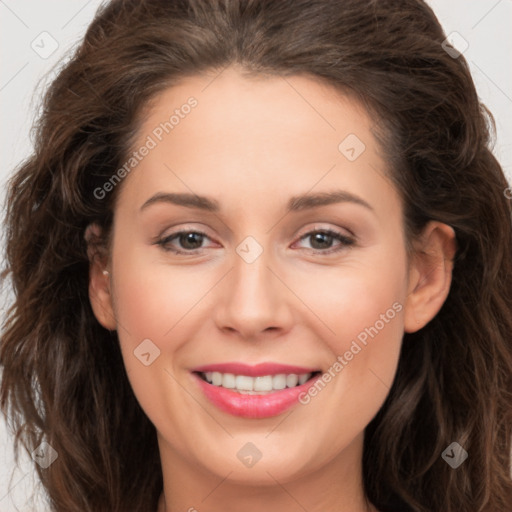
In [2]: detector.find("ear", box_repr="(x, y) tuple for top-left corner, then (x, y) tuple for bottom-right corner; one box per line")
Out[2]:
(403, 221), (456, 333)
(84, 223), (117, 331)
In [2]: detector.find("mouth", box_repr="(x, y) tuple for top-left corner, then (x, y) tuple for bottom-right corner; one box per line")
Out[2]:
(191, 363), (322, 418)
(195, 370), (321, 394)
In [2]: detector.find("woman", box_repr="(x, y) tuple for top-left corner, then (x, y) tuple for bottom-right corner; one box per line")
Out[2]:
(1, 0), (511, 511)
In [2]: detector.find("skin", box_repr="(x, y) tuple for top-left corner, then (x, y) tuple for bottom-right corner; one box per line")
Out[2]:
(87, 66), (455, 512)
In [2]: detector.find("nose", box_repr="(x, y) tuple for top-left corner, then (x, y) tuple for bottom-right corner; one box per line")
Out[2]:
(213, 245), (294, 340)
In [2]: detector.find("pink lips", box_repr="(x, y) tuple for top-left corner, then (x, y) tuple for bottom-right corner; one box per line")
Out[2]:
(191, 362), (321, 419)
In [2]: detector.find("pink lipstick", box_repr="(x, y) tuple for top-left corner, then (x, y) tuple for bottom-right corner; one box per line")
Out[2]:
(191, 362), (321, 418)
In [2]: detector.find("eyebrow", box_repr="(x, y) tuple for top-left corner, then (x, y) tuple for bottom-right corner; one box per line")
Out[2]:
(139, 189), (373, 213)
(140, 192), (219, 212)
(287, 190), (373, 212)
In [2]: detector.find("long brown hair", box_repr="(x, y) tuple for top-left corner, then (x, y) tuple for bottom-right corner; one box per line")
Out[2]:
(1, 1), (511, 510)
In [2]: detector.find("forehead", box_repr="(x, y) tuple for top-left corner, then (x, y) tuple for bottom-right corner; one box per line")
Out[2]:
(116, 67), (398, 220)
(137, 66), (374, 158)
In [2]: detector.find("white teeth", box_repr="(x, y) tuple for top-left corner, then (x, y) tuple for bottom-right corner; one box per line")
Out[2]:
(298, 374), (310, 385)
(254, 375), (273, 391)
(201, 371), (314, 393)
(286, 374), (299, 387)
(235, 375), (253, 391)
(222, 373), (236, 389)
(211, 371), (223, 386)
(272, 374), (287, 390)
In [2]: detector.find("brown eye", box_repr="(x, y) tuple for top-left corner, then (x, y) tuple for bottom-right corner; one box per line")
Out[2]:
(295, 229), (354, 254)
(157, 230), (211, 254)
(177, 232), (205, 250)
(309, 232), (335, 250)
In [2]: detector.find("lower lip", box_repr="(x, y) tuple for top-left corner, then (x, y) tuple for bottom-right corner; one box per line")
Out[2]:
(192, 372), (321, 419)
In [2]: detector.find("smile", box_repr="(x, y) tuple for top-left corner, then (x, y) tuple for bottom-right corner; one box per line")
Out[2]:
(191, 362), (322, 418)
(198, 371), (316, 393)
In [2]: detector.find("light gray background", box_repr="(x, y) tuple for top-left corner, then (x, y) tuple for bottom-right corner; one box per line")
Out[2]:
(1, 1), (511, 510)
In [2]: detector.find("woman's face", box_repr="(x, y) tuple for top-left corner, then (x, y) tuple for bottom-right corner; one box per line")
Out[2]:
(89, 66), (453, 488)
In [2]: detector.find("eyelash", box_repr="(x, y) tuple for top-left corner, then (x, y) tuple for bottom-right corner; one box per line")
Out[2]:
(155, 228), (355, 255)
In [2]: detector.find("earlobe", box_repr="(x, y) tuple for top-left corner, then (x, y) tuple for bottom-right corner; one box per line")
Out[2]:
(403, 221), (456, 333)
(84, 223), (117, 331)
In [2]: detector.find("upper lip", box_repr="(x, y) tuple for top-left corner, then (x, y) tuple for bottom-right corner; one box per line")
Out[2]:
(192, 362), (320, 377)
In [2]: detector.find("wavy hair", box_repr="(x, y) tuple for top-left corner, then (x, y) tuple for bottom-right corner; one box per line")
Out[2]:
(1, 0), (511, 510)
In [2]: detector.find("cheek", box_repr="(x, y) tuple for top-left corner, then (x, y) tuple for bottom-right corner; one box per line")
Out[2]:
(107, 247), (195, 410)
(110, 246), (214, 346)
(309, 274), (405, 406)
(293, 298), (404, 464)
(292, 246), (407, 357)
(292, 247), (407, 427)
